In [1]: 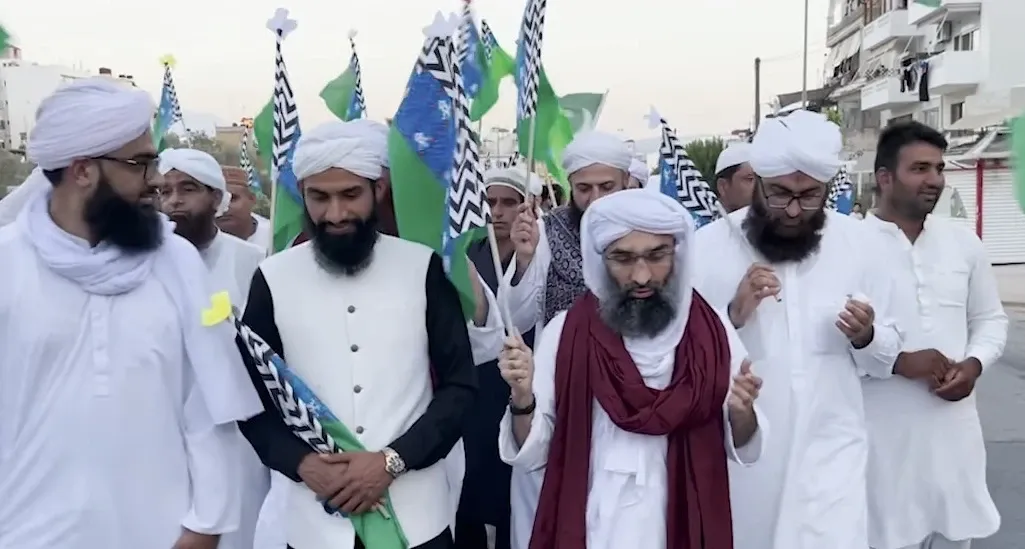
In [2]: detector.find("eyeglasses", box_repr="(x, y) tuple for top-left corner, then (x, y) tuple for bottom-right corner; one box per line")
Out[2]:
(94, 155), (160, 182)
(760, 184), (824, 211)
(604, 247), (674, 269)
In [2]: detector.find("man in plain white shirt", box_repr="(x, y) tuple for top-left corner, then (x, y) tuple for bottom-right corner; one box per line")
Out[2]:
(862, 121), (1006, 549)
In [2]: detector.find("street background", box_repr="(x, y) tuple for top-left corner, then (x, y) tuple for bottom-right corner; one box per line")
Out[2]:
(976, 265), (1024, 548)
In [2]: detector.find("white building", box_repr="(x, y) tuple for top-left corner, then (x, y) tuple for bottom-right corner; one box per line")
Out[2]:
(826, 0), (1025, 133)
(0, 46), (139, 152)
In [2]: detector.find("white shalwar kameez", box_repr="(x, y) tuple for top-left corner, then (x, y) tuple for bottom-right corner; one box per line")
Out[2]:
(691, 111), (911, 549)
(862, 214), (1006, 549)
(499, 189), (766, 549)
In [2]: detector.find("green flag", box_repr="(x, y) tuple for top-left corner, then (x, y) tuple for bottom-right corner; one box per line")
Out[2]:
(0, 25), (9, 54)
(1012, 114), (1025, 214)
(913, 0), (941, 6)
(517, 67), (574, 194)
(470, 29), (515, 121)
(320, 63), (365, 122)
(559, 92), (606, 134)
(253, 97), (305, 252)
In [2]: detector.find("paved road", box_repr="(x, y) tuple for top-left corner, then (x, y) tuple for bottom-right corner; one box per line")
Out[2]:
(976, 307), (1025, 549)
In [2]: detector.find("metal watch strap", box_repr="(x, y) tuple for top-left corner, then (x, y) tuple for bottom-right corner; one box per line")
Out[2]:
(509, 395), (536, 416)
(382, 447), (406, 477)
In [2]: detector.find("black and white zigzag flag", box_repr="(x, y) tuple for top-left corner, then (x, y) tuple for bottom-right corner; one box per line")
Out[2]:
(480, 19), (495, 62)
(232, 312), (338, 455)
(499, 152), (522, 168)
(827, 164), (852, 210)
(516, 0), (547, 120)
(349, 31), (367, 117)
(270, 20), (300, 180)
(649, 107), (726, 221)
(162, 63), (183, 123)
(239, 127), (261, 194)
(419, 19), (490, 239)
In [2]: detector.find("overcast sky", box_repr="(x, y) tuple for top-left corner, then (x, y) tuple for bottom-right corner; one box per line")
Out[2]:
(2, 0), (829, 139)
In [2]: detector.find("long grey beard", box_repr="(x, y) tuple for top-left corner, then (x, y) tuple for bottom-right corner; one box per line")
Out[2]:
(598, 274), (680, 339)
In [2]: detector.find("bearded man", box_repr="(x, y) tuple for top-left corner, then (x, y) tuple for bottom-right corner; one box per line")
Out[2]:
(235, 120), (477, 549)
(714, 142), (755, 213)
(217, 167), (272, 251)
(691, 109), (914, 549)
(498, 189), (765, 549)
(0, 77), (261, 549)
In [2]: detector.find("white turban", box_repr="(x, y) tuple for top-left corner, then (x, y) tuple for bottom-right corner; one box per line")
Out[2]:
(485, 167), (530, 198)
(292, 120), (384, 182)
(714, 142), (752, 176)
(343, 118), (390, 168)
(27, 77), (155, 170)
(628, 158), (648, 183)
(158, 148), (232, 216)
(749, 110), (841, 183)
(561, 131), (633, 176)
(580, 189), (695, 356)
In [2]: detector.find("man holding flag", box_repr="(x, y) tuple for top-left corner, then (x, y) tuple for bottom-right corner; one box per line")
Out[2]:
(236, 120), (477, 549)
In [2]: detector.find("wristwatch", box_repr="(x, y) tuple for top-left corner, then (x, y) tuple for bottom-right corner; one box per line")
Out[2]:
(509, 394), (536, 416)
(382, 447), (406, 478)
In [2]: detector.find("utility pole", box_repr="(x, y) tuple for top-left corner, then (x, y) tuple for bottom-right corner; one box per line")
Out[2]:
(754, 57), (762, 131)
(801, 0), (809, 106)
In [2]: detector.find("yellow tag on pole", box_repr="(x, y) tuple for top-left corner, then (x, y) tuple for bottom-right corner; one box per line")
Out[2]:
(201, 291), (232, 326)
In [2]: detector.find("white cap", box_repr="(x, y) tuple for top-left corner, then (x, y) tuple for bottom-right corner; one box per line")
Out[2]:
(714, 142), (752, 177)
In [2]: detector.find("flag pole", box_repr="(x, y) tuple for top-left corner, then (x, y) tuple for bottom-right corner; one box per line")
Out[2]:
(801, 0), (809, 107)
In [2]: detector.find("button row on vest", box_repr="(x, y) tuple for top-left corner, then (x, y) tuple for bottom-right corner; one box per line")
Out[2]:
(354, 385), (362, 393)
(355, 426), (364, 434)
(351, 344), (359, 352)
(348, 305), (355, 313)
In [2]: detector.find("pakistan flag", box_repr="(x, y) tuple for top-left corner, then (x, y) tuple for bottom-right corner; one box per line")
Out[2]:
(559, 92), (607, 134)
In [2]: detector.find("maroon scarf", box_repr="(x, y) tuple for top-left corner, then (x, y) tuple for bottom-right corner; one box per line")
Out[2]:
(529, 291), (734, 549)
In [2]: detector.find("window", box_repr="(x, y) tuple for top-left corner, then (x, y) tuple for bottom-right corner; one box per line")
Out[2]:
(950, 102), (964, 124)
(953, 30), (977, 51)
(922, 108), (940, 129)
(889, 114), (914, 125)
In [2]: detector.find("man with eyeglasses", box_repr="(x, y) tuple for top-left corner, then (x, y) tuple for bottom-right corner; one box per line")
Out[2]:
(0, 77), (262, 549)
(692, 110), (914, 549)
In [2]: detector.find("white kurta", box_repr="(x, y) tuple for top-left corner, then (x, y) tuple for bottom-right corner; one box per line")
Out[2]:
(498, 307), (765, 549)
(692, 209), (909, 549)
(0, 229), (244, 548)
(249, 214), (272, 252)
(197, 230), (268, 549)
(252, 274), (505, 549)
(862, 214), (1005, 549)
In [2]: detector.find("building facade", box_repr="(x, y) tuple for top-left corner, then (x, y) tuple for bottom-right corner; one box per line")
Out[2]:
(0, 46), (139, 153)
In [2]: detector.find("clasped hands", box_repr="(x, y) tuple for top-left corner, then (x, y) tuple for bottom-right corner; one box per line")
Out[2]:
(297, 451), (394, 516)
(896, 349), (982, 402)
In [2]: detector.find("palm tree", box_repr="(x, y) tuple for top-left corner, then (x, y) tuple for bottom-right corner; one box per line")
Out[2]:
(683, 138), (726, 191)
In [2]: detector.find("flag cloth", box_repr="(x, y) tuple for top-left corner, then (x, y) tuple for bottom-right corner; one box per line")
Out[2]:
(239, 127), (263, 196)
(913, 0), (941, 7)
(514, 0), (573, 193)
(457, 2), (484, 101)
(268, 27), (304, 253)
(320, 32), (367, 122)
(651, 108), (724, 228)
(0, 25), (9, 53)
(253, 98), (274, 171)
(233, 315), (408, 549)
(389, 20), (489, 319)
(1012, 114), (1025, 214)
(559, 92), (606, 134)
(153, 61), (184, 149)
(827, 165), (854, 214)
(470, 20), (516, 121)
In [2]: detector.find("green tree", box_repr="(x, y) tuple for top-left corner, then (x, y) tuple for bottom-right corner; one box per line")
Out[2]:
(0, 150), (36, 194)
(683, 137), (726, 190)
(824, 107), (843, 126)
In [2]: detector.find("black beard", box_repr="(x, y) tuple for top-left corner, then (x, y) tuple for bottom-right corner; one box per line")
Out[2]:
(85, 175), (163, 253)
(304, 208), (380, 276)
(568, 198), (584, 229)
(598, 272), (679, 338)
(743, 196), (826, 264)
(170, 207), (216, 248)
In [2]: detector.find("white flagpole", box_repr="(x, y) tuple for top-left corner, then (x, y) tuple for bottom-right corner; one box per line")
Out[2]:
(801, 0), (809, 107)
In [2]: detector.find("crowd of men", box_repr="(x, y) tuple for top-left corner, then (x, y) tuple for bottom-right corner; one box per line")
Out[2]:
(0, 76), (1007, 549)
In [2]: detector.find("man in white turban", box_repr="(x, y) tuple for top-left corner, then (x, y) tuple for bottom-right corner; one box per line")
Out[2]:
(157, 148), (269, 549)
(691, 109), (915, 549)
(237, 120), (478, 549)
(714, 142), (755, 213)
(497, 189), (764, 549)
(0, 77), (262, 549)
(627, 158), (648, 189)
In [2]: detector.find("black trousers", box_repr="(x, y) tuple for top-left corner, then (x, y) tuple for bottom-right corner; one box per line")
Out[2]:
(454, 512), (511, 549)
(287, 528), (454, 549)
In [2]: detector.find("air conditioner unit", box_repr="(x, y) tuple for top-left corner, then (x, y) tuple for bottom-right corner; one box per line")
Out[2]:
(937, 21), (953, 42)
